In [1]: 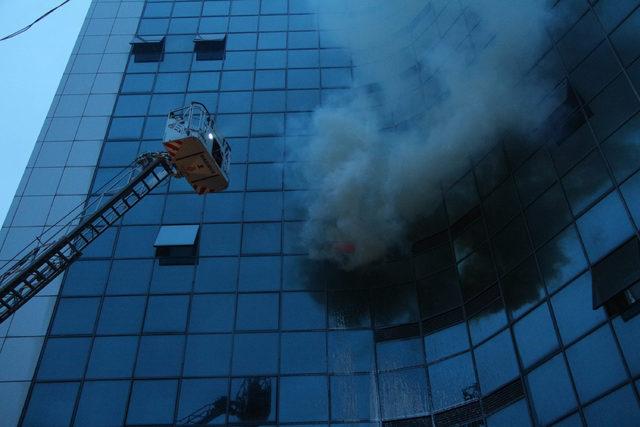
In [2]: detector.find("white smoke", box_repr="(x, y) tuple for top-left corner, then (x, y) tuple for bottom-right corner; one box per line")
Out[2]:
(302, 0), (557, 269)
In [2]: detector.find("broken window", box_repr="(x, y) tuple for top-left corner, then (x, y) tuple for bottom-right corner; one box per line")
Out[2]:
(154, 224), (199, 265)
(194, 35), (226, 61)
(131, 36), (165, 63)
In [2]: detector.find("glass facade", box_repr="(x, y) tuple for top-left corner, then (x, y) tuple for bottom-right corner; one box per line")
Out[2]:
(0, 0), (639, 426)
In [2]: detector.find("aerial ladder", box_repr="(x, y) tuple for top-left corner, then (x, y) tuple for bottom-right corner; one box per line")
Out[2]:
(178, 377), (272, 425)
(0, 102), (230, 324)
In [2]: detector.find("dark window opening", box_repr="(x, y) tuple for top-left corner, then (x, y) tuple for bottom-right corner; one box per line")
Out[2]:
(131, 36), (165, 63)
(154, 225), (199, 265)
(194, 36), (226, 61)
(592, 237), (640, 320)
(421, 307), (464, 335)
(374, 323), (420, 342)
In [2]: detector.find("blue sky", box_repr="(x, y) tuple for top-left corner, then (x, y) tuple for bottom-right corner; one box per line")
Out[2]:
(0, 0), (91, 225)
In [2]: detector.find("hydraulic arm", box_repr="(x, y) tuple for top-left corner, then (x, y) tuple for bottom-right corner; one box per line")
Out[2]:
(0, 153), (175, 323)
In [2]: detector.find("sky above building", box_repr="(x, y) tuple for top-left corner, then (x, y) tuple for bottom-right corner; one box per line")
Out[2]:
(0, 0), (91, 225)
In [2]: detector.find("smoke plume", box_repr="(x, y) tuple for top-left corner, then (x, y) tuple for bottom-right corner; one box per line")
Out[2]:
(301, 0), (557, 269)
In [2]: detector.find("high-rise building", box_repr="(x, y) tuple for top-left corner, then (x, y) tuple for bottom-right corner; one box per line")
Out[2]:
(1, 0), (640, 426)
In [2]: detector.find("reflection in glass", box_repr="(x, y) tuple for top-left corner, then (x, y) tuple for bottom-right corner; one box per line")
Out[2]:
(328, 290), (371, 329)
(468, 300), (507, 345)
(537, 225), (588, 293)
(418, 268), (461, 319)
(501, 256), (545, 319)
(178, 377), (274, 425)
(458, 244), (496, 300)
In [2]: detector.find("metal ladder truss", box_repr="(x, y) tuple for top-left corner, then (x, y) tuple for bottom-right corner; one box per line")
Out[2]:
(0, 153), (175, 324)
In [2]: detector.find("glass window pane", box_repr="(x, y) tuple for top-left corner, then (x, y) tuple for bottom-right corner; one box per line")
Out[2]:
(468, 300), (507, 345)
(487, 399), (532, 427)
(527, 354), (578, 425)
(515, 149), (556, 206)
(232, 332), (278, 375)
(62, 260), (110, 296)
(200, 224), (242, 256)
(106, 259), (153, 295)
(621, 168), (640, 227)
(236, 292), (279, 330)
(492, 216), (531, 275)
(135, 335), (185, 377)
(513, 303), (559, 368)
(373, 284), (418, 328)
(238, 256), (281, 291)
(526, 184), (572, 248)
(143, 295), (189, 332)
(127, 380), (178, 425)
(189, 294), (236, 332)
(612, 314), (640, 376)
(328, 290), (371, 329)
(474, 330), (519, 394)
(330, 374), (375, 421)
(601, 113), (640, 182)
(97, 296), (146, 335)
(183, 334), (232, 377)
(458, 244), (496, 301)
(566, 325), (627, 402)
(194, 257), (238, 292)
(376, 338), (423, 371)
(537, 225), (588, 293)
(87, 336), (138, 379)
(177, 378), (228, 424)
(51, 297), (100, 335)
(501, 256), (545, 319)
(38, 337), (91, 380)
(279, 376), (328, 422)
(378, 368), (428, 420)
(75, 381), (129, 427)
(281, 331), (327, 374)
(428, 352), (477, 411)
(239, 380), (273, 427)
(551, 272), (607, 344)
(23, 382), (79, 427)
(482, 178), (520, 235)
(204, 192), (244, 222)
(149, 264), (194, 294)
(424, 322), (469, 363)
(584, 385), (640, 427)
(241, 222), (281, 254)
(562, 151), (613, 215)
(281, 291), (326, 330)
(328, 330), (374, 373)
